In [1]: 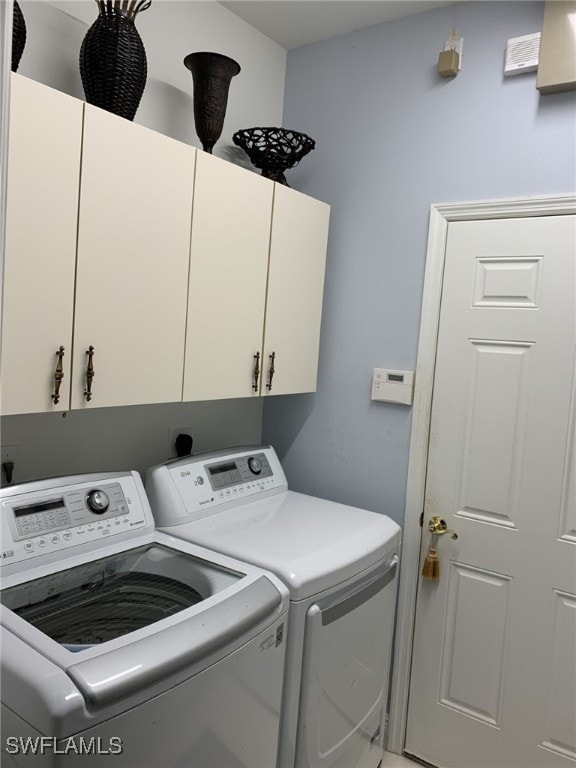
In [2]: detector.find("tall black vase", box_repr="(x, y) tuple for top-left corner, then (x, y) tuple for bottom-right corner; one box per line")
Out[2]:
(79, 0), (151, 121)
(184, 52), (241, 154)
(12, 0), (26, 72)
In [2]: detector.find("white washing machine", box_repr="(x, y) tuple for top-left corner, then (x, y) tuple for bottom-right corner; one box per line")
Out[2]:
(146, 445), (401, 768)
(0, 470), (289, 767)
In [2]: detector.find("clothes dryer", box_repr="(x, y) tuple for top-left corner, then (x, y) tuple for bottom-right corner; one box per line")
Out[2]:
(146, 445), (401, 768)
(0, 470), (288, 767)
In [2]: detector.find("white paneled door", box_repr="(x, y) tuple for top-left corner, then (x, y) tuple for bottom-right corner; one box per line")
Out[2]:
(405, 215), (576, 768)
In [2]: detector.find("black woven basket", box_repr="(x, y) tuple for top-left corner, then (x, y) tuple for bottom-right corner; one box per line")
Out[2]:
(80, 0), (151, 121)
(12, 0), (26, 73)
(233, 127), (315, 186)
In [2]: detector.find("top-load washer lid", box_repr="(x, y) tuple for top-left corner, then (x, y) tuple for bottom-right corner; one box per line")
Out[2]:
(1, 542), (242, 650)
(146, 446), (402, 601)
(1, 535), (287, 709)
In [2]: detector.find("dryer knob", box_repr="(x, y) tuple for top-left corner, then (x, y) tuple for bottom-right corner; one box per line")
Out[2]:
(248, 457), (262, 475)
(86, 489), (110, 514)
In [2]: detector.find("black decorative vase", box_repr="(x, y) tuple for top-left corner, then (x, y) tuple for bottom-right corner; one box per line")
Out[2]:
(184, 52), (241, 154)
(12, 0), (26, 72)
(80, 0), (151, 121)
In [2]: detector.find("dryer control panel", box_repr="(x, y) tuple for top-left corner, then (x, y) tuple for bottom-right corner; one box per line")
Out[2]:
(0, 472), (151, 567)
(206, 453), (274, 491)
(146, 446), (288, 527)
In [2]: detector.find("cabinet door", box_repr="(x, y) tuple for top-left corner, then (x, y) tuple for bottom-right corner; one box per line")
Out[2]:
(262, 185), (330, 396)
(71, 106), (195, 409)
(183, 153), (273, 401)
(1, 75), (83, 415)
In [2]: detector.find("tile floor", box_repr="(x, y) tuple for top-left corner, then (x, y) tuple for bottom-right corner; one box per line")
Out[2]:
(381, 751), (422, 767)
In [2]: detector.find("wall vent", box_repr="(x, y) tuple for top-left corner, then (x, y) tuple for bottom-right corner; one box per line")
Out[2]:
(504, 33), (541, 76)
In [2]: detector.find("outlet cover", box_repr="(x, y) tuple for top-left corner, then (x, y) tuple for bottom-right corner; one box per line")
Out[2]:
(168, 427), (194, 458)
(444, 35), (463, 69)
(1, 444), (20, 485)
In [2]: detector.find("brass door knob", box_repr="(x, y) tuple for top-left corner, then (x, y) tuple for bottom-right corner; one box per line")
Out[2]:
(428, 516), (458, 540)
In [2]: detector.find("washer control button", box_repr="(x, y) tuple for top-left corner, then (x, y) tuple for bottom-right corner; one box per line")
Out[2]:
(248, 457), (262, 475)
(86, 489), (110, 514)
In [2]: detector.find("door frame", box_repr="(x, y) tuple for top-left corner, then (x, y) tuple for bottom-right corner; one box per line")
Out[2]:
(0, 0), (14, 354)
(386, 193), (576, 755)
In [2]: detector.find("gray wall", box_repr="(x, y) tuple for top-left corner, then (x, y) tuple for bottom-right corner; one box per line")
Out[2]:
(1, 399), (263, 482)
(263, 1), (576, 526)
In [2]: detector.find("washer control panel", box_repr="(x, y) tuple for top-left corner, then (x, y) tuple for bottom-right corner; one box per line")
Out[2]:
(0, 473), (149, 566)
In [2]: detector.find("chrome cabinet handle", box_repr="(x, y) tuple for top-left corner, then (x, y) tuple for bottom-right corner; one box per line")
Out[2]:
(252, 351), (260, 392)
(51, 346), (65, 405)
(84, 346), (95, 402)
(266, 351), (276, 391)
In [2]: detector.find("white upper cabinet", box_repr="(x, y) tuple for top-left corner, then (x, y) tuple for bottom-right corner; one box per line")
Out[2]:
(183, 152), (273, 401)
(261, 185), (330, 396)
(183, 162), (330, 401)
(1, 74), (83, 415)
(1, 75), (330, 414)
(71, 105), (195, 409)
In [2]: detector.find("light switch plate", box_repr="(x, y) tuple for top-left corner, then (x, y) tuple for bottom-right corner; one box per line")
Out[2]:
(372, 369), (415, 405)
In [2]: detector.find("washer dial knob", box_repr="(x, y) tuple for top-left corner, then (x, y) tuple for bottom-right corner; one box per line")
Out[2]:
(86, 489), (110, 514)
(248, 457), (262, 475)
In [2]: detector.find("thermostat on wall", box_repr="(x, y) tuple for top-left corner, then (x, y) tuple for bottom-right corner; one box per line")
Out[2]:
(371, 368), (415, 405)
